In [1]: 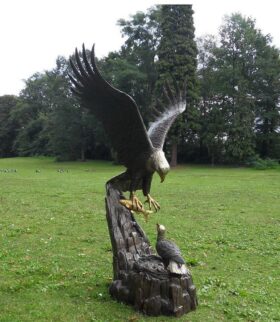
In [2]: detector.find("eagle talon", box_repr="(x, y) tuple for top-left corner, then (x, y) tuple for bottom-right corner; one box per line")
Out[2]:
(145, 194), (160, 212)
(130, 192), (143, 211)
(119, 198), (153, 222)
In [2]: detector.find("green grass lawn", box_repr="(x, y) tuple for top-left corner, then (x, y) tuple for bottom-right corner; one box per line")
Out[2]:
(0, 157), (279, 322)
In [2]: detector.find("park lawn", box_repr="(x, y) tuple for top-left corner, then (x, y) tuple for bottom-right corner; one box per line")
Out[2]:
(0, 157), (279, 322)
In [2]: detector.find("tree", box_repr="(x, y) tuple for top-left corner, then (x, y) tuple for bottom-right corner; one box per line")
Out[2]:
(117, 8), (160, 122)
(254, 43), (280, 159)
(215, 14), (280, 163)
(156, 5), (199, 166)
(99, 51), (149, 120)
(3, 9), (278, 164)
(196, 36), (227, 164)
(0, 95), (19, 157)
(217, 14), (261, 162)
(117, 6), (199, 166)
(10, 56), (105, 161)
(196, 14), (280, 164)
(11, 72), (52, 156)
(45, 56), (87, 161)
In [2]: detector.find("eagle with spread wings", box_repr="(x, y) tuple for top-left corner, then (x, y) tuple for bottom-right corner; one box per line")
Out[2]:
(69, 44), (186, 212)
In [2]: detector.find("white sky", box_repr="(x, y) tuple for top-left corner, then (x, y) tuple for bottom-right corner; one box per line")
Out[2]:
(1, 0), (280, 96)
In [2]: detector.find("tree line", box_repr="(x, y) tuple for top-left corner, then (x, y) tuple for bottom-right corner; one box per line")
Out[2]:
(0, 5), (279, 165)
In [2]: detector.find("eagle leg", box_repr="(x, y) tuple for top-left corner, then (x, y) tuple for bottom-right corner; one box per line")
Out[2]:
(130, 191), (143, 211)
(145, 194), (160, 212)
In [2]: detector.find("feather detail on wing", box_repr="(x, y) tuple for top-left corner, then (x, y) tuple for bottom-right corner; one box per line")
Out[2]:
(148, 98), (186, 149)
(156, 239), (185, 265)
(69, 44), (153, 167)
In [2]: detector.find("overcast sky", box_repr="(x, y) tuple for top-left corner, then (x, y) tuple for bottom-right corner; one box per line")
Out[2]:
(1, 0), (280, 96)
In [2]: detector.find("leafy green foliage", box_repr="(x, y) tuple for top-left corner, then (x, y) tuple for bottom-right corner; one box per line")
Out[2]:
(254, 43), (280, 159)
(7, 56), (111, 162)
(99, 52), (150, 122)
(0, 8), (280, 165)
(10, 73), (52, 156)
(218, 15), (259, 162)
(117, 8), (160, 123)
(197, 14), (280, 164)
(246, 156), (279, 170)
(44, 56), (87, 161)
(0, 95), (19, 157)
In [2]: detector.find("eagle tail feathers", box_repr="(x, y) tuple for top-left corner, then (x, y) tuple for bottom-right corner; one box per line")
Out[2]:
(167, 261), (188, 275)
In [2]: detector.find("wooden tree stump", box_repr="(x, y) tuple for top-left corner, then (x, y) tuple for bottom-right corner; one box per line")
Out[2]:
(105, 183), (198, 317)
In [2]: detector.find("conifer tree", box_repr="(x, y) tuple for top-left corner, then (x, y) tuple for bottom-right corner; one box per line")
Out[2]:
(156, 5), (199, 166)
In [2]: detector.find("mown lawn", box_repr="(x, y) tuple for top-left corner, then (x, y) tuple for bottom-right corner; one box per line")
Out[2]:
(0, 157), (279, 322)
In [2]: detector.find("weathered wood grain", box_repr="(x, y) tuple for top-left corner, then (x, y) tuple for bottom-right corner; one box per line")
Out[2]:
(105, 182), (197, 317)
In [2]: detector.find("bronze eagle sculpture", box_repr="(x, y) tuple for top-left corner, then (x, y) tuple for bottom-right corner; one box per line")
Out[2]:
(69, 44), (186, 211)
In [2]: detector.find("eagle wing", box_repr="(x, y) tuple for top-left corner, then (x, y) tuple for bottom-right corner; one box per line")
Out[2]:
(147, 88), (186, 149)
(156, 239), (185, 264)
(69, 44), (153, 167)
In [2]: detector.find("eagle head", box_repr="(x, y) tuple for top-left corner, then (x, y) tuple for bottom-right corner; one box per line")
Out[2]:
(147, 150), (170, 182)
(156, 223), (166, 240)
(156, 223), (166, 233)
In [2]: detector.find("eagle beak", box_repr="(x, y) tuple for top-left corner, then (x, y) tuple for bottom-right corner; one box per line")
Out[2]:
(160, 173), (166, 183)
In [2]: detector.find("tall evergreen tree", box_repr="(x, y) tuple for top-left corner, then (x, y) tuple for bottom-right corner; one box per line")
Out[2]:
(156, 5), (199, 166)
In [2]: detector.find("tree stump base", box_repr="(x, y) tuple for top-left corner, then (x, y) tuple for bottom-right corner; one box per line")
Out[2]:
(105, 183), (198, 317)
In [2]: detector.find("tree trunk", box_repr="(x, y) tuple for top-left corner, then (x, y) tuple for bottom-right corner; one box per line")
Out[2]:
(170, 142), (178, 168)
(81, 145), (86, 162)
(211, 154), (215, 166)
(261, 118), (269, 157)
(105, 182), (198, 317)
